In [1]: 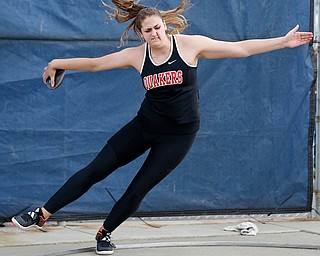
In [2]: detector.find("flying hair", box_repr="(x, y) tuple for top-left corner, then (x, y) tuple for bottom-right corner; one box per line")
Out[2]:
(101, 0), (191, 47)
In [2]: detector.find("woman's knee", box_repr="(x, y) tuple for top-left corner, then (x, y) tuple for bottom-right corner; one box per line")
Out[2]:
(78, 143), (120, 183)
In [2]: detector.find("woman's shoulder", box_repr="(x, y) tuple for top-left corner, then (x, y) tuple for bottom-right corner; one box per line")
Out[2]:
(174, 34), (208, 45)
(174, 34), (213, 65)
(119, 44), (146, 62)
(174, 33), (191, 40)
(122, 43), (146, 54)
(119, 43), (146, 71)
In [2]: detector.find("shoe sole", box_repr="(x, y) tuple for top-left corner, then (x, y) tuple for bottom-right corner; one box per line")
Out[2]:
(95, 249), (114, 255)
(11, 217), (43, 230)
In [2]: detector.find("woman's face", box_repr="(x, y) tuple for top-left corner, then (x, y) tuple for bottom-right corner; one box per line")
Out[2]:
(140, 15), (169, 47)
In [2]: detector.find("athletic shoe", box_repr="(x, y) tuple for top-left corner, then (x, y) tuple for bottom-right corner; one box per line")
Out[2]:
(96, 227), (116, 255)
(12, 207), (46, 230)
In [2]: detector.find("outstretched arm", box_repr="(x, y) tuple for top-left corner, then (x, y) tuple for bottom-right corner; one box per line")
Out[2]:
(42, 46), (144, 87)
(189, 25), (313, 60)
(234, 25), (313, 56)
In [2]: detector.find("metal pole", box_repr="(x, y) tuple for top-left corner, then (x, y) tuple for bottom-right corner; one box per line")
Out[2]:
(314, 0), (320, 218)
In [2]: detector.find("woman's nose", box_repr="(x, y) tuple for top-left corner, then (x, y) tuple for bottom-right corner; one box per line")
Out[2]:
(151, 29), (157, 36)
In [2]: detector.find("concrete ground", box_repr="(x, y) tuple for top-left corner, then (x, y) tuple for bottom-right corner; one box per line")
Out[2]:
(1, 215), (320, 256)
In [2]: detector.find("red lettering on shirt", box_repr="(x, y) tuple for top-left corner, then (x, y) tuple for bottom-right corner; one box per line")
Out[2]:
(143, 76), (153, 90)
(143, 70), (183, 90)
(165, 72), (171, 85)
(177, 70), (183, 84)
(170, 71), (177, 84)
(153, 74), (159, 88)
(158, 72), (166, 86)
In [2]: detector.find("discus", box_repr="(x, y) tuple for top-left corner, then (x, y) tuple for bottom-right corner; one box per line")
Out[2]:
(45, 69), (65, 90)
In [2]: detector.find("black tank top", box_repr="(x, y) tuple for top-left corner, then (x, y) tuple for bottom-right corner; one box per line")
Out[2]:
(138, 35), (200, 134)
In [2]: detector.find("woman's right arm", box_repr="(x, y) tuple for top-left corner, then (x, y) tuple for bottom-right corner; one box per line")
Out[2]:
(43, 46), (144, 86)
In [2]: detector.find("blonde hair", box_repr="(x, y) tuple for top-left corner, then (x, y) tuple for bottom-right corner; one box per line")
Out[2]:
(102, 0), (191, 46)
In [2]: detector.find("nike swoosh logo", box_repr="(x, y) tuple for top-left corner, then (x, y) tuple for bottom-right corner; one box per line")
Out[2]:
(168, 60), (177, 65)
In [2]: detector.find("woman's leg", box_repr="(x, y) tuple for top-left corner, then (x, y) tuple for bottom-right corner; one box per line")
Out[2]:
(44, 117), (149, 215)
(13, 142), (121, 228)
(103, 131), (197, 232)
(12, 117), (150, 231)
(43, 143), (119, 214)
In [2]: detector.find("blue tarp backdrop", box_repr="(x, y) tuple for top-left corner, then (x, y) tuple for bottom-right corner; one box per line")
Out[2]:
(0, 0), (314, 219)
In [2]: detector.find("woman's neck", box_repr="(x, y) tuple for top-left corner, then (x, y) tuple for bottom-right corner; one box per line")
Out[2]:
(150, 36), (172, 63)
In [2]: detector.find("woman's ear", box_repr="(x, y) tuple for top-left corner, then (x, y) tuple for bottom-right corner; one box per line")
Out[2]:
(163, 20), (167, 29)
(163, 20), (169, 34)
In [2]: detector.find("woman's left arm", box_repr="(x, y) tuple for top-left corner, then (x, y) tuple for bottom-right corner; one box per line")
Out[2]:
(237, 25), (313, 56)
(192, 25), (313, 59)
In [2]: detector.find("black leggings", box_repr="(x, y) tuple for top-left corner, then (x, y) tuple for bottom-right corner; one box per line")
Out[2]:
(44, 117), (196, 232)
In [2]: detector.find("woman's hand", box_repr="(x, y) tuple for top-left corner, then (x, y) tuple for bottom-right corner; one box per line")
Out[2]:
(284, 25), (313, 48)
(42, 62), (56, 87)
